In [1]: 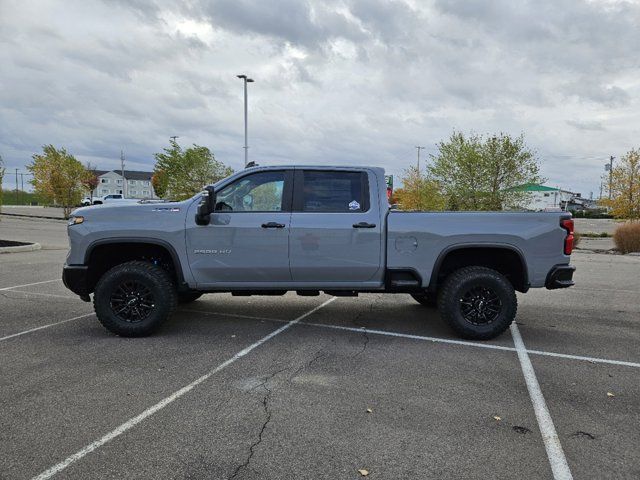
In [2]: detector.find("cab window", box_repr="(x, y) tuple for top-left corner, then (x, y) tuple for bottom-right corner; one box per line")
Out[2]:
(296, 171), (369, 212)
(215, 171), (286, 212)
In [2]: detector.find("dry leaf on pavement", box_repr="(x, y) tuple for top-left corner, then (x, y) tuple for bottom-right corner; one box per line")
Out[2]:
(358, 469), (369, 476)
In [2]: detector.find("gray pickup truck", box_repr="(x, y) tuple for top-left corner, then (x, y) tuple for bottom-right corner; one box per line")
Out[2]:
(63, 165), (575, 340)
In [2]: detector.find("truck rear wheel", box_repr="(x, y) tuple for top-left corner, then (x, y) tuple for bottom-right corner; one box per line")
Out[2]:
(438, 266), (517, 340)
(93, 261), (177, 337)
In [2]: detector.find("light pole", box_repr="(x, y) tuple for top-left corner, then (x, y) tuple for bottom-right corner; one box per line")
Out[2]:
(237, 74), (254, 167)
(415, 146), (425, 172)
(605, 155), (615, 199)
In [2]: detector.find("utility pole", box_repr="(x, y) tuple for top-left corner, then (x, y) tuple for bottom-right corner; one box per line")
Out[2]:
(237, 74), (254, 167)
(415, 146), (425, 172)
(120, 150), (126, 197)
(15, 168), (18, 204)
(608, 155), (614, 200)
(170, 136), (179, 143)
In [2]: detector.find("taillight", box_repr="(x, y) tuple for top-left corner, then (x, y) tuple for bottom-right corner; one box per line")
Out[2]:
(561, 218), (574, 255)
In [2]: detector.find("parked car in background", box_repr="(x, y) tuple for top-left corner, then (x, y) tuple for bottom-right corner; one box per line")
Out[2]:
(92, 194), (139, 205)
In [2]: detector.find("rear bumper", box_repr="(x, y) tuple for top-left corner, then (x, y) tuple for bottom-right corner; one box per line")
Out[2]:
(545, 264), (575, 289)
(62, 264), (90, 298)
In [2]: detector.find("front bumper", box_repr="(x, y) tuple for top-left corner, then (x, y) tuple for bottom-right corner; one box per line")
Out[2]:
(545, 264), (575, 289)
(62, 264), (90, 299)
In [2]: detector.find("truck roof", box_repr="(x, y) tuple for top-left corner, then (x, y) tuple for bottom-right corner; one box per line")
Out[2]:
(242, 164), (384, 173)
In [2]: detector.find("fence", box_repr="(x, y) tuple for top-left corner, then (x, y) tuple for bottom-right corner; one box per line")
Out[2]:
(1, 170), (42, 206)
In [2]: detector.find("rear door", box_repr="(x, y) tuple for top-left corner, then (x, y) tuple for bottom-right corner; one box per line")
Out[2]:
(289, 169), (383, 284)
(185, 169), (293, 287)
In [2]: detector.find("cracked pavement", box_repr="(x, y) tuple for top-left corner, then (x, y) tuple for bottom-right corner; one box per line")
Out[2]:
(1, 239), (640, 478)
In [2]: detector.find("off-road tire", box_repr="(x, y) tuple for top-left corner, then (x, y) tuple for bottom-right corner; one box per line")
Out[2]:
(93, 261), (177, 337)
(438, 266), (517, 340)
(411, 292), (438, 308)
(178, 291), (204, 304)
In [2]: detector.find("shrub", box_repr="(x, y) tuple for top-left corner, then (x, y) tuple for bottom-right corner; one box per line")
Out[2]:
(613, 222), (640, 253)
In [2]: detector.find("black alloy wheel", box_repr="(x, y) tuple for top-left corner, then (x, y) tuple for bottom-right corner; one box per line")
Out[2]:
(109, 280), (155, 323)
(459, 286), (502, 325)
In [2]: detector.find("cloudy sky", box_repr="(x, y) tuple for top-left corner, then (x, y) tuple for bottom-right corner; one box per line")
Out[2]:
(1, 0), (639, 196)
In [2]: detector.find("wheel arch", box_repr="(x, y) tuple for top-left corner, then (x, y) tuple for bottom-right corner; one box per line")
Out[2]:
(429, 243), (529, 293)
(84, 238), (187, 293)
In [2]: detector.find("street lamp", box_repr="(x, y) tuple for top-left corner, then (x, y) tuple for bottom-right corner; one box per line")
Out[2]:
(237, 74), (254, 167)
(604, 156), (615, 199)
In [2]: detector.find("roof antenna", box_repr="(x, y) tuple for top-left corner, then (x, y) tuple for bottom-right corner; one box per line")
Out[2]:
(245, 161), (258, 168)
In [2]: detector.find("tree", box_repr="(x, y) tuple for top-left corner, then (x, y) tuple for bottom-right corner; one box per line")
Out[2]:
(0, 155), (5, 219)
(151, 169), (168, 198)
(394, 166), (446, 211)
(28, 145), (87, 218)
(82, 162), (99, 202)
(428, 131), (543, 210)
(153, 140), (233, 200)
(603, 149), (640, 220)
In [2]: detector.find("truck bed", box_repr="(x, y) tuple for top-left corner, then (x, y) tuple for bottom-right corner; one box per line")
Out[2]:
(386, 211), (571, 289)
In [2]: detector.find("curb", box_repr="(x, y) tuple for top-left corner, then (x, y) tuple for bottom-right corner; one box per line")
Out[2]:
(0, 212), (65, 221)
(0, 242), (42, 254)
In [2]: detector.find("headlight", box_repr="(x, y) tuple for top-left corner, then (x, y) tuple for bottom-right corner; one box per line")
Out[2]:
(68, 216), (84, 226)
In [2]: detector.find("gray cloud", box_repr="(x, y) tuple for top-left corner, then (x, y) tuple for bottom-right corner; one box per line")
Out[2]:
(1, 0), (639, 197)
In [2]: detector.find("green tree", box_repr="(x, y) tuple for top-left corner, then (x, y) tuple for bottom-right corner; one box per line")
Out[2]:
(0, 155), (5, 219)
(153, 140), (233, 200)
(394, 166), (446, 211)
(602, 149), (640, 220)
(28, 145), (87, 218)
(429, 131), (543, 210)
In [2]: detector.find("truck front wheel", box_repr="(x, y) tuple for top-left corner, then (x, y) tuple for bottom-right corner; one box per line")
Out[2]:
(93, 261), (177, 337)
(438, 266), (517, 340)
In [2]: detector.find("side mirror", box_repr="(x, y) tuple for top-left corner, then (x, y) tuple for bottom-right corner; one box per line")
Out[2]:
(195, 186), (216, 225)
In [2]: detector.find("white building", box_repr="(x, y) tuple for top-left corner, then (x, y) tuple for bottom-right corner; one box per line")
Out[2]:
(92, 170), (158, 200)
(509, 184), (595, 212)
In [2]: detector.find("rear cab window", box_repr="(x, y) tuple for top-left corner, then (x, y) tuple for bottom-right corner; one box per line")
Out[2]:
(294, 170), (369, 213)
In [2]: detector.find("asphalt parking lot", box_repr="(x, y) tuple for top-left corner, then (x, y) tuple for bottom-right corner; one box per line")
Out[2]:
(1, 218), (639, 479)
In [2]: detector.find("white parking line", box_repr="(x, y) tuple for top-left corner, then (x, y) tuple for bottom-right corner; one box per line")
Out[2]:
(511, 323), (573, 480)
(0, 279), (61, 291)
(5, 290), (76, 300)
(0, 313), (94, 342)
(31, 297), (336, 480)
(184, 308), (640, 369)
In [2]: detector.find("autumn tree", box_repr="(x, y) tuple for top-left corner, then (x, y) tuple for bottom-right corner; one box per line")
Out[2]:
(28, 145), (87, 218)
(394, 166), (445, 211)
(603, 149), (640, 220)
(151, 169), (168, 198)
(82, 162), (99, 202)
(153, 140), (233, 200)
(428, 132), (543, 210)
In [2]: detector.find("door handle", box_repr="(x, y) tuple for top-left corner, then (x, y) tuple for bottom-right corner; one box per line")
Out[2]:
(353, 222), (376, 228)
(261, 222), (286, 229)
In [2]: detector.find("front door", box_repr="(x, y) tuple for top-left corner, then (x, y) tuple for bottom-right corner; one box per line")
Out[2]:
(186, 170), (293, 287)
(289, 169), (383, 284)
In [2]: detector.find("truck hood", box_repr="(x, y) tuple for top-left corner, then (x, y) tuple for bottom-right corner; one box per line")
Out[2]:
(71, 199), (194, 229)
